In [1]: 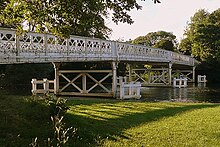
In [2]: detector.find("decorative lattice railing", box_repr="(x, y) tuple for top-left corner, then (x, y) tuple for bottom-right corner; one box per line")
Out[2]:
(0, 28), (195, 66)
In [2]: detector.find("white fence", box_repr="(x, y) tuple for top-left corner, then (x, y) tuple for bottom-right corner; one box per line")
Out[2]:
(198, 75), (207, 83)
(117, 76), (141, 99)
(173, 78), (187, 88)
(31, 78), (55, 95)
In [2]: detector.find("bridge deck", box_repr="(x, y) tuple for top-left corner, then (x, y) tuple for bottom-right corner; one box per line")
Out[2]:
(0, 28), (196, 66)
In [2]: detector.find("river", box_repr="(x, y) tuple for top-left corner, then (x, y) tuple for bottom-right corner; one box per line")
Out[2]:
(141, 83), (220, 103)
(1, 83), (220, 103)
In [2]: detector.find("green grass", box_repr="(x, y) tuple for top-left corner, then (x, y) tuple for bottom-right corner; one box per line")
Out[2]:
(1, 95), (220, 146)
(66, 99), (220, 146)
(0, 94), (53, 146)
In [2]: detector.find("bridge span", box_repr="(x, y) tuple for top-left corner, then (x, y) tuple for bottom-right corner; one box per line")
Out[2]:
(0, 27), (198, 98)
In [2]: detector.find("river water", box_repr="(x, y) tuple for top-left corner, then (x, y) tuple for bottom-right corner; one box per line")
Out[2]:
(141, 83), (220, 103)
(1, 83), (220, 103)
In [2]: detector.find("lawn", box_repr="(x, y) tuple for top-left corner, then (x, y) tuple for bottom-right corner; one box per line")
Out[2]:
(1, 94), (220, 146)
(67, 99), (220, 146)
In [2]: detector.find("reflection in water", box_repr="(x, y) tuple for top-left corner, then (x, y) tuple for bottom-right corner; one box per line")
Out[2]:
(141, 83), (220, 103)
(1, 83), (220, 103)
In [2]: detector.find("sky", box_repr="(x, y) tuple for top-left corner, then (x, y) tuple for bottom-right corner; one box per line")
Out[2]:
(106, 0), (220, 42)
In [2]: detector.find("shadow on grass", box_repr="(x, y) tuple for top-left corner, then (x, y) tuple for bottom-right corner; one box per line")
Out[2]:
(66, 101), (219, 146)
(0, 95), (52, 146)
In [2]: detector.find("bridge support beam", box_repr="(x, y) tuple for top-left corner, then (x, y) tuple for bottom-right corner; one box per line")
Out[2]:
(52, 62), (61, 95)
(112, 62), (118, 98)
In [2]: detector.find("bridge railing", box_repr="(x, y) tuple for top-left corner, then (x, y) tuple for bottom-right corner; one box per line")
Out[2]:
(117, 42), (170, 62)
(0, 28), (195, 66)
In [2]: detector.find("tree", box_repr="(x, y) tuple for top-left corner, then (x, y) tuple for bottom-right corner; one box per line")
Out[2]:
(132, 31), (177, 51)
(0, 0), (160, 39)
(180, 8), (220, 82)
(180, 9), (220, 62)
(179, 9), (209, 57)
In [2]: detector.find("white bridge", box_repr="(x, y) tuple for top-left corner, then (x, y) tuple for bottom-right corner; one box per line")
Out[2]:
(0, 28), (196, 65)
(0, 27), (198, 98)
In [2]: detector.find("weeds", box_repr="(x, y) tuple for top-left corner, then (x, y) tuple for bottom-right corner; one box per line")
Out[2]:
(30, 95), (76, 147)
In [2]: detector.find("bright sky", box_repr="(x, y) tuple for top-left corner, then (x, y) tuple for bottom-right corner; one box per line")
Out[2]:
(106, 0), (220, 42)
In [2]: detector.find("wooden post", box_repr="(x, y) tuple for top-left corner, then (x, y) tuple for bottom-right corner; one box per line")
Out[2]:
(82, 73), (87, 93)
(168, 63), (172, 85)
(192, 66), (196, 83)
(127, 64), (132, 82)
(31, 79), (37, 95)
(52, 62), (61, 95)
(112, 62), (117, 98)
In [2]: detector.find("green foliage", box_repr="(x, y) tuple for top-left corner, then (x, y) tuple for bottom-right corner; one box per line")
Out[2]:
(179, 8), (220, 82)
(1, 63), (53, 92)
(154, 39), (175, 51)
(30, 95), (76, 147)
(0, 95), (52, 146)
(46, 95), (69, 117)
(132, 31), (177, 51)
(0, 0), (160, 39)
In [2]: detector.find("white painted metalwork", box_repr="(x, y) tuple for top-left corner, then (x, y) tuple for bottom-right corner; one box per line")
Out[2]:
(173, 78), (187, 88)
(0, 28), (196, 66)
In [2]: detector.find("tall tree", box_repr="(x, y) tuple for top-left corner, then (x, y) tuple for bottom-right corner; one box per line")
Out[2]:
(180, 8), (220, 82)
(180, 9), (220, 62)
(0, 0), (160, 39)
(179, 9), (209, 57)
(132, 31), (177, 51)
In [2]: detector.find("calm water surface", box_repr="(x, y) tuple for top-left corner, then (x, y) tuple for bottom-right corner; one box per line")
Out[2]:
(141, 83), (220, 103)
(2, 83), (220, 103)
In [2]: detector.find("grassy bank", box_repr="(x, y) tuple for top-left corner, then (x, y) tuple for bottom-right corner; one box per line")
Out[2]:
(1, 95), (220, 146)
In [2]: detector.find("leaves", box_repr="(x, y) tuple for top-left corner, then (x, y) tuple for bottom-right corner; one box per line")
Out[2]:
(132, 31), (177, 51)
(180, 8), (220, 62)
(0, 0), (160, 39)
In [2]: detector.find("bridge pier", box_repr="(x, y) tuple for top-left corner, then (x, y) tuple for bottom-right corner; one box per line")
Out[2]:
(112, 61), (118, 98)
(51, 62), (118, 97)
(172, 67), (196, 83)
(168, 63), (172, 85)
(192, 66), (196, 83)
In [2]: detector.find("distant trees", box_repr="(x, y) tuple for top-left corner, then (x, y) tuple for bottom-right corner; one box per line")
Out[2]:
(132, 31), (177, 51)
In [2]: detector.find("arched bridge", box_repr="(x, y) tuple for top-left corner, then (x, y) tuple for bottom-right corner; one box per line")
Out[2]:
(0, 28), (196, 66)
(0, 27), (199, 98)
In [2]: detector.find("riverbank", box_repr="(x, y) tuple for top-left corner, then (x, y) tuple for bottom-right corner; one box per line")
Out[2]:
(1, 95), (220, 146)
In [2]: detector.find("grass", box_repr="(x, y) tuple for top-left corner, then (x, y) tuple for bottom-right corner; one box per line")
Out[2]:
(66, 99), (220, 146)
(1, 94), (220, 146)
(0, 94), (52, 146)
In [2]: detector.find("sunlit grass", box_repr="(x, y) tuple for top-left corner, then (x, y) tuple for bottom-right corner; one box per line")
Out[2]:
(1, 95), (220, 146)
(67, 99), (220, 146)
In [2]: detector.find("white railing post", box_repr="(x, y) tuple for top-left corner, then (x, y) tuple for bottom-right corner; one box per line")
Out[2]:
(173, 78), (187, 88)
(43, 78), (49, 94)
(198, 75), (207, 83)
(31, 79), (37, 95)
(112, 41), (118, 60)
